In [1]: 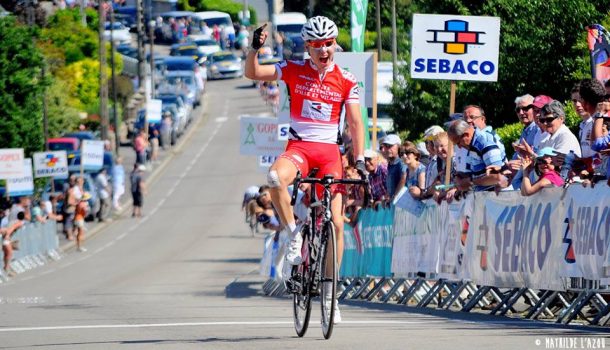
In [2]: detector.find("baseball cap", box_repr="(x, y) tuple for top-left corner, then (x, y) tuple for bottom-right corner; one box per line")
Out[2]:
(536, 147), (558, 158)
(364, 149), (378, 159)
(380, 134), (401, 146)
(423, 125), (444, 141)
(138, 164), (146, 171)
(532, 95), (553, 109)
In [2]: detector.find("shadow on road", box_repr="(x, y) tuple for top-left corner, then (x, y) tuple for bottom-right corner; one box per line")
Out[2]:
(225, 280), (263, 299)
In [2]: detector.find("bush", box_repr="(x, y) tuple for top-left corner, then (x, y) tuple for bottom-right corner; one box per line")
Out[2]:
(495, 122), (523, 159)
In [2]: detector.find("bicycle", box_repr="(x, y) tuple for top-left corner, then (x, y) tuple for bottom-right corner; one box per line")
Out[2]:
(286, 168), (368, 339)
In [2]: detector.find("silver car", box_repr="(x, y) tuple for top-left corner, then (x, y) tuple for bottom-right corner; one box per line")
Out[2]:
(206, 51), (243, 80)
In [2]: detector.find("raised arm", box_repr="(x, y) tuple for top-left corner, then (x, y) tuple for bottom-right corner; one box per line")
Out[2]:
(244, 24), (278, 82)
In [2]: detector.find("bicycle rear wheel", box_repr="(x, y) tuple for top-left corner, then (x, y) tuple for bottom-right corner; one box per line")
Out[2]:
(292, 227), (312, 337)
(320, 222), (337, 339)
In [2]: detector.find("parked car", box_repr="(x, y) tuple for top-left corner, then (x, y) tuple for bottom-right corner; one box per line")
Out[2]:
(160, 71), (202, 106)
(170, 43), (206, 64)
(206, 51), (243, 80)
(103, 22), (131, 44)
(188, 36), (221, 57)
(164, 56), (197, 72)
(114, 13), (137, 31)
(157, 94), (189, 132)
(66, 150), (115, 177)
(47, 137), (80, 152)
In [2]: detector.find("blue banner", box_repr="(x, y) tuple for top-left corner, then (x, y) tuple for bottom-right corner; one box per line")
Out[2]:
(340, 223), (363, 277)
(360, 207), (394, 277)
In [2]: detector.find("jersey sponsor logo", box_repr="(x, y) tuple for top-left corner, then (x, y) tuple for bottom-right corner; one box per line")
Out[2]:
(339, 68), (357, 83)
(301, 99), (332, 122)
(297, 74), (314, 81)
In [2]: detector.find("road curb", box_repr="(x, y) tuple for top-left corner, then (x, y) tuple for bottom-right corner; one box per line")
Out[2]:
(59, 93), (211, 253)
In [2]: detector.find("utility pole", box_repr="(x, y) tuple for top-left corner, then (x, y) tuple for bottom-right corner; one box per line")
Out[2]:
(375, 0), (382, 58)
(99, 0), (109, 141)
(80, 0), (86, 26)
(136, 0), (145, 87)
(391, 0), (397, 81)
(110, 5), (119, 155)
(43, 64), (49, 150)
(149, 20), (155, 99)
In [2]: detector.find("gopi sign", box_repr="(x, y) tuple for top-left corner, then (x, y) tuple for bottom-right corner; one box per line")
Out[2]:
(410, 14), (501, 82)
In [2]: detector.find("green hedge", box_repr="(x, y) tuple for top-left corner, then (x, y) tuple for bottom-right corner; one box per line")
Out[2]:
(179, 0), (257, 26)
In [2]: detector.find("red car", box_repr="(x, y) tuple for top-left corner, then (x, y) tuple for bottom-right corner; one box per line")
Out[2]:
(47, 137), (80, 152)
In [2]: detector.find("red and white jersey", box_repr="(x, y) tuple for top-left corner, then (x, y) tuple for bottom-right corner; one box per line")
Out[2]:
(275, 59), (359, 144)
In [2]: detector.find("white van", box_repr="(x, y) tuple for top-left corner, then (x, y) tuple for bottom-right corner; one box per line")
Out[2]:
(194, 11), (235, 38)
(273, 12), (307, 35)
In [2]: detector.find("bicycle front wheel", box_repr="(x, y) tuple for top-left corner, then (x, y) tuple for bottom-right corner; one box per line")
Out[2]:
(320, 222), (337, 339)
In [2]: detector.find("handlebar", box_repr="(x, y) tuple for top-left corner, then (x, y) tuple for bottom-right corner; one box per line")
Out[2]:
(290, 171), (371, 207)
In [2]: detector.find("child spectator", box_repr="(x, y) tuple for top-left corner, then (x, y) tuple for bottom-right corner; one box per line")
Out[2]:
(401, 146), (426, 199)
(520, 147), (564, 196)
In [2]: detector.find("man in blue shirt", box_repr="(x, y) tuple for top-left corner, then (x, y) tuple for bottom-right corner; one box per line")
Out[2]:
(379, 134), (406, 202)
(581, 79), (610, 180)
(447, 120), (508, 192)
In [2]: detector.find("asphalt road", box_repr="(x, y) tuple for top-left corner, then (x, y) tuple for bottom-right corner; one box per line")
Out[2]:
(0, 78), (608, 350)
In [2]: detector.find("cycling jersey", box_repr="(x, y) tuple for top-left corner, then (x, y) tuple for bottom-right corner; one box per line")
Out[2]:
(275, 59), (359, 144)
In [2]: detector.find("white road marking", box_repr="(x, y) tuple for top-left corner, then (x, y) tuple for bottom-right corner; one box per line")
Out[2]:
(0, 319), (444, 332)
(215, 117), (228, 123)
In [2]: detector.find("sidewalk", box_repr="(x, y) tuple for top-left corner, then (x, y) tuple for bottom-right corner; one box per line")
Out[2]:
(57, 96), (209, 252)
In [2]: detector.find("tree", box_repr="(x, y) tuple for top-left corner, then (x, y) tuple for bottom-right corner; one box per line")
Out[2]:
(42, 8), (98, 65)
(46, 78), (82, 138)
(0, 17), (46, 155)
(391, 0), (609, 138)
(56, 58), (103, 111)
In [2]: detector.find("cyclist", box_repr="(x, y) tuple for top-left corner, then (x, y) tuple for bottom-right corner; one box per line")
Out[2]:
(245, 16), (366, 322)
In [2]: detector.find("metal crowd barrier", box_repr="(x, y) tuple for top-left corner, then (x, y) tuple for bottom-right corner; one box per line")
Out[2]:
(0, 221), (62, 282)
(259, 184), (610, 327)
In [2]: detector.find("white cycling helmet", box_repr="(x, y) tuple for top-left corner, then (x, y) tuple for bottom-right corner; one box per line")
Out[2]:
(301, 16), (339, 41)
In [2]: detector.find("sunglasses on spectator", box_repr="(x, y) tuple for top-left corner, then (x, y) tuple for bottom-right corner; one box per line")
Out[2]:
(364, 157), (373, 162)
(307, 39), (335, 49)
(539, 116), (558, 124)
(536, 158), (553, 165)
(515, 105), (534, 113)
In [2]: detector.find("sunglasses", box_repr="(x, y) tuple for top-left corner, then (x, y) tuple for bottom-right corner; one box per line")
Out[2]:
(515, 105), (534, 113)
(364, 157), (373, 162)
(536, 158), (553, 165)
(307, 39), (335, 49)
(539, 116), (557, 124)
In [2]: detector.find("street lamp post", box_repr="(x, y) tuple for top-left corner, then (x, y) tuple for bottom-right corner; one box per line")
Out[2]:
(149, 20), (156, 99)
(110, 5), (120, 156)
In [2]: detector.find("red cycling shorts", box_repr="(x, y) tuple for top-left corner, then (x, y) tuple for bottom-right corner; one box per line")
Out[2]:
(280, 140), (344, 197)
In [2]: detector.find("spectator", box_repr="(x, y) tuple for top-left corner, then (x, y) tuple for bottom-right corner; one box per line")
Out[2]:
(63, 175), (78, 239)
(150, 129), (160, 162)
(606, 80), (610, 95)
(201, 21), (211, 37)
(423, 125), (444, 190)
(161, 112), (172, 149)
(134, 129), (148, 165)
(95, 168), (111, 222)
(431, 132), (459, 203)
(74, 192), (91, 252)
(40, 197), (62, 221)
(1, 211), (25, 277)
(9, 196), (31, 223)
(400, 146), (426, 199)
(582, 79), (610, 180)
(571, 83), (594, 155)
(213, 24), (220, 43)
(537, 100), (582, 157)
(31, 201), (46, 224)
(344, 165), (365, 223)
(112, 157), (126, 211)
(510, 94), (542, 189)
(520, 147), (564, 196)
(447, 120), (508, 192)
(130, 164), (146, 218)
(380, 134), (406, 202)
(364, 149), (388, 206)
(530, 95), (555, 149)
(463, 104), (506, 156)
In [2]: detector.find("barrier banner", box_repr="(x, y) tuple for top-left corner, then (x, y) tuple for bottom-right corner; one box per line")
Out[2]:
(392, 198), (441, 276)
(360, 207), (394, 277)
(437, 197), (473, 280)
(6, 158), (34, 197)
(340, 223), (363, 278)
(33, 151), (69, 178)
(462, 190), (566, 291)
(561, 184), (610, 282)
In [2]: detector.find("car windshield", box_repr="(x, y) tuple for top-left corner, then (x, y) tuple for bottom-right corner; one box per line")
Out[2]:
(195, 39), (217, 46)
(105, 22), (124, 30)
(177, 48), (199, 56)
(212, 54), (236, 62)
(202, 17), (230, 27)
(165, 61), (195, 71)
(277, 24), (304, 34)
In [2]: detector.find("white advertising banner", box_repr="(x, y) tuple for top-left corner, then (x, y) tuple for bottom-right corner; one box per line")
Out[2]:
(0, 148), (25, 180)
(258, 154), (279, 173)
(561, 184), (610, 282)
(334, 52), (375, 108)
(462, 190), (567, 291)
(277, 81), (290, 141)
(81, 140), (105, 171)
(239, 115), (286, 156)
(6, 158), (34, 197)
(410, 14), (501, 82)
(437, 198), (472, 280)
(146, 99), (163, 123)
(33, 151), (69, 178)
